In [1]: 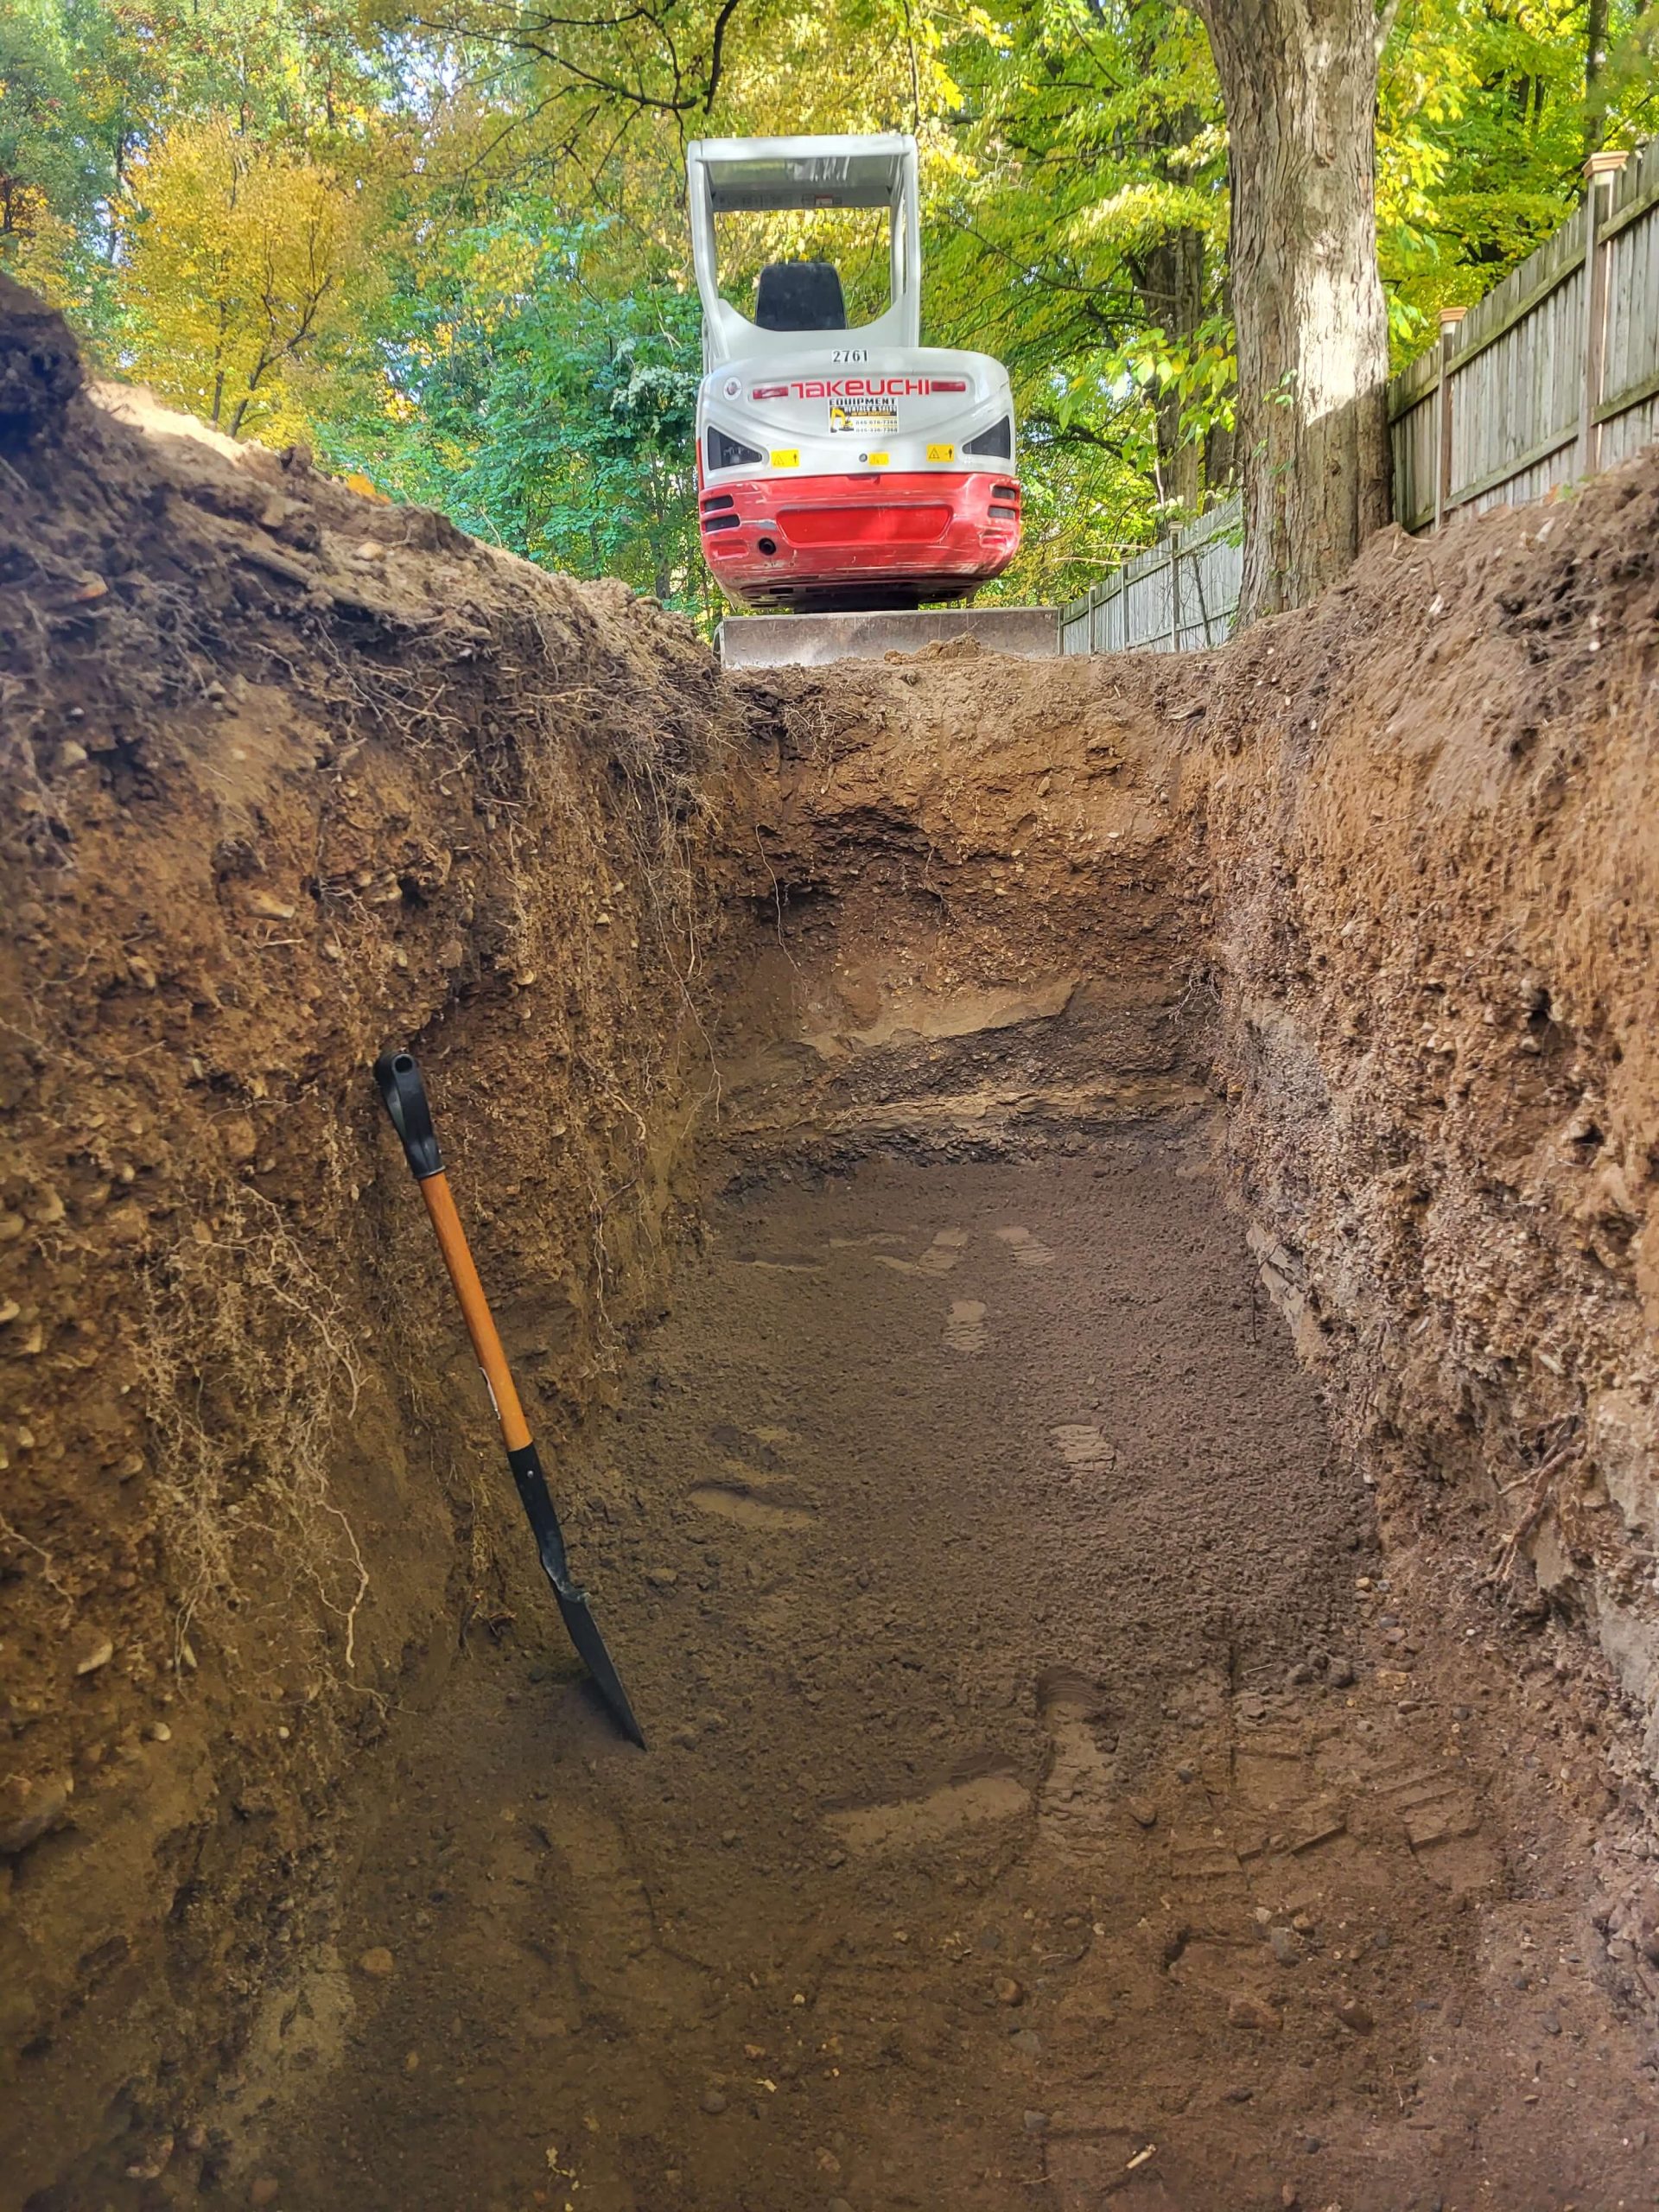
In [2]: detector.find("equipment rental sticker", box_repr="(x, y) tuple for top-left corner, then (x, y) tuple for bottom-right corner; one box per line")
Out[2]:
(830, 397), (899, 435)
(770, 449), (799, 467)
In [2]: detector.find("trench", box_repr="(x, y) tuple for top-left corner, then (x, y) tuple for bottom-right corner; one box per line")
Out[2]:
(225, 1142), (1656, 2212)
(210, 956), (1659, 2212)
(6, 325), (1659, 2212)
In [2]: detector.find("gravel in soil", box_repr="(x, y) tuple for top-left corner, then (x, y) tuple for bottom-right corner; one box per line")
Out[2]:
(219, 1149), (1659, 2212)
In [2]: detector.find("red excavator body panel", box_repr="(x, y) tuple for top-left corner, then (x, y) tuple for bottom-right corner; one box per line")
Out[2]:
(698, 470), (1022, 612)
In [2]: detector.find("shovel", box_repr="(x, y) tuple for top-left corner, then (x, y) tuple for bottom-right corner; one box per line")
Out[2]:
(373, 1047), (645, 1749)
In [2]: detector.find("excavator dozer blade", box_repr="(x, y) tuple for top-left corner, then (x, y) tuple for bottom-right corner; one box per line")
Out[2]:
(716, 607), (1058, 670)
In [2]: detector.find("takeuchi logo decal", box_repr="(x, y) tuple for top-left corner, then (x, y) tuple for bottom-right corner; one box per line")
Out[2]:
(789, 377), (948, 398)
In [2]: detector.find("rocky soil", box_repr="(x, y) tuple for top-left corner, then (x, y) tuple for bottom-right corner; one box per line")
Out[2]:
(3, 274), (1659, 2206)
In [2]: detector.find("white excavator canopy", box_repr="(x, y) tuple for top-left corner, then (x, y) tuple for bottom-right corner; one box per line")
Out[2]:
(687, 132), (923, 366)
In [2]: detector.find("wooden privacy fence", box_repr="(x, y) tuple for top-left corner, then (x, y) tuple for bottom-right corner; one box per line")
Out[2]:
(1392, 139), (1659, 527)
(1057, 496), (1243, 654)
(1060, 138), (1659, 654)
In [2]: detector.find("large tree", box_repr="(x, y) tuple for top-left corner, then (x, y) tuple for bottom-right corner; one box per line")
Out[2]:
(120, 118), (372, 441)
(1192, 0), (1393, 619)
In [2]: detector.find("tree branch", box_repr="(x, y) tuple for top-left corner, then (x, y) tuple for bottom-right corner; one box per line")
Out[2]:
(703, 0), (743, 110)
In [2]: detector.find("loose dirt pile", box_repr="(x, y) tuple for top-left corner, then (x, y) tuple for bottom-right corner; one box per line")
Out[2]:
(5, 264), (1659, 2208)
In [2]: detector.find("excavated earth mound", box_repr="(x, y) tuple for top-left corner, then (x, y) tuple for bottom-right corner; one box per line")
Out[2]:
(3, 278), (1659, 2209)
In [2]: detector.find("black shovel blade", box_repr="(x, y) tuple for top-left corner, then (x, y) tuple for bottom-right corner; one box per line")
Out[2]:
(507, 1440), (645, 1749)
(550, 1575), (647, 1749)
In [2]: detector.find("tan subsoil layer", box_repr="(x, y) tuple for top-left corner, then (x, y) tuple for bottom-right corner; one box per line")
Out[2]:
(198, 1152), (1656, 2212)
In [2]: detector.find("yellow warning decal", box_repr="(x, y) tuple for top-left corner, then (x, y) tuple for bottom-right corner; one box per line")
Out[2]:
(770, 448), (799, 467)
(926, 443), (956, 463)
(866, 452), (890, 466)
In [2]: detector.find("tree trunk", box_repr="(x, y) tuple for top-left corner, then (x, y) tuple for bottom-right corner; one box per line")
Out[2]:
(1585, 0), (1611, 155)
(1136, 228), (1206, 515)
(1204, 269), (1239, 494)
(1192, 0), (1392, 620)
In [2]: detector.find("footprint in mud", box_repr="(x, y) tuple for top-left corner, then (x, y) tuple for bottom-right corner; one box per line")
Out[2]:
(695, 1422), (817, 1528)
(533, 1798), (709, 2028)
(1052, 1423), (1116, 1476)
(880, 1228), (970, 1278)
(690, 1483), (816, 1531)
(1360, 1751), (1501, 1896)
(708, 1421), (785, 1471)
(825, 1751), (1030, 1855)
(943, 1299), (989, 1352)
(994, 1225), (1054, 1268)
(1036, 1669), (1120, 1853)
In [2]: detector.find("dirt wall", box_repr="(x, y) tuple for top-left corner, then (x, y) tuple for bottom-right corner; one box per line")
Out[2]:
(1173, 459), (1659, 1811)
(0, 282), (738, 2191)
(716, 650), (1202, 1161)
(6, 254), (1659, 2198)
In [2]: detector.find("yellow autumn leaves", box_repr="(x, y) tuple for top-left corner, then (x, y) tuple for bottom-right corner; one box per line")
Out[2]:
(118, 118), (378, 444)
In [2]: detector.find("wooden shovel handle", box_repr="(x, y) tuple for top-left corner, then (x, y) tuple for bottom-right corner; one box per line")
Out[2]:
(417, 1170), (531, 1453)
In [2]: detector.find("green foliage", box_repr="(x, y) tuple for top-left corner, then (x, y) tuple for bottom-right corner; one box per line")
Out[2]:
(3, 0), (1654, 621)
(0, 3), (101, 234)
(0, 0), (127, 311)
(315, 214), (709, 610)
(925, 0), (1232, 601)
(1377, 0), (1654, 359)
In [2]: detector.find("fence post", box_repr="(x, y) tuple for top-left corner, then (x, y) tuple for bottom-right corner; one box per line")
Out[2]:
(1192, 533), (1213, 646)
(1579, 149), (1629, 480)
(1166, 529), (1181, 652)
(1433, 307), (1466, 530)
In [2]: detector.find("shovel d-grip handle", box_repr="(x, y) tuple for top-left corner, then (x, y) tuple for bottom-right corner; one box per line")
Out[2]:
(373, 1049), (443, 1181)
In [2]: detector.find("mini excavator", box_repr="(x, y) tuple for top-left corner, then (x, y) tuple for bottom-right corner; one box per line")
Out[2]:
(689, 133), (1024, 623)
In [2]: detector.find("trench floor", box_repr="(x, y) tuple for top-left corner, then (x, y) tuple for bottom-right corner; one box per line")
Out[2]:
(236, 1147), (1659, 2212)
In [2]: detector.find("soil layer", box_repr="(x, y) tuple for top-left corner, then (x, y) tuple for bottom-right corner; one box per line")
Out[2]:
(205, 1152), (1659, 2212)
(0, 278), (735, 2192)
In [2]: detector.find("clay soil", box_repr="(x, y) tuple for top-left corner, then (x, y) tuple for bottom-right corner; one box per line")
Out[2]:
(201, 1148), (1659, 2212)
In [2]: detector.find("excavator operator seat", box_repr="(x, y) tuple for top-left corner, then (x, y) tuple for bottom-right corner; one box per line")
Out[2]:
(689, 134), (921, 365)
(754, 260), (847, 332)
